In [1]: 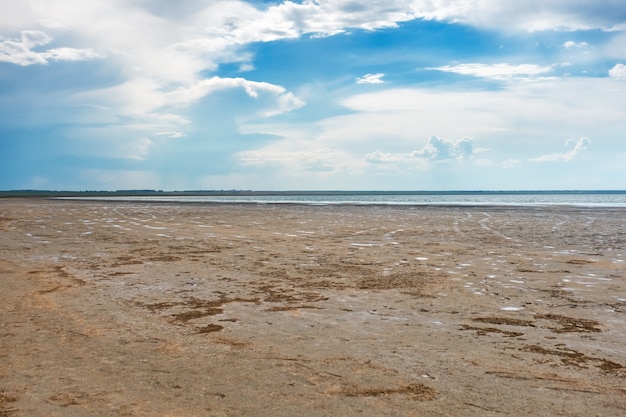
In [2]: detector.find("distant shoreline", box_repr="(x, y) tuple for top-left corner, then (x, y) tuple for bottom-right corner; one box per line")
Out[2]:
(1, 189), (626, 198)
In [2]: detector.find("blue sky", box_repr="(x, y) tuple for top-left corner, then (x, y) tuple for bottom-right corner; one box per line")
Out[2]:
(1, 1), (626, 191)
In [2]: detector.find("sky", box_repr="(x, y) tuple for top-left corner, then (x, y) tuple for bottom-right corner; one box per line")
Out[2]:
(1, 1), (626, 191)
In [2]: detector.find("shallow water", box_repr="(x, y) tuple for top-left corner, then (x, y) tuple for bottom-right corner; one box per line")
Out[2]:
(60, 191), (626, 207)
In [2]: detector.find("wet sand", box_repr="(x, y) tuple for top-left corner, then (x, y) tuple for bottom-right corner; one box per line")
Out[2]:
(1, 198), (625, 416)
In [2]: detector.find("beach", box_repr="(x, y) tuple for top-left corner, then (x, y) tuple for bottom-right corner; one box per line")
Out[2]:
(1, 198), (625, 416)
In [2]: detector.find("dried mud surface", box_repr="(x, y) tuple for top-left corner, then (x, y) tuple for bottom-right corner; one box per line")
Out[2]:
(1, 198), (625, 416)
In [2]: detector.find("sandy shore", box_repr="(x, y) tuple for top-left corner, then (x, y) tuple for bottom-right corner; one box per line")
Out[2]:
(1, 198), (625, 416)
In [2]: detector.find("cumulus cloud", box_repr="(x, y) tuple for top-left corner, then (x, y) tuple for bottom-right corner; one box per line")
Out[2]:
(609, 63), (626, 80)
(453, 137), (475, 158)
(430, 63), (553, 80)
(362, 136), (475, 167)
(529, 137), (591, 162)
(412, 136), (475, 160)
(0, 30), (102, 66)
(356, 73), (385, 84)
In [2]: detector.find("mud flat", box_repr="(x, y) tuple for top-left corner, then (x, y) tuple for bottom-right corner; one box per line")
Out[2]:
(1, 198), (625, 416)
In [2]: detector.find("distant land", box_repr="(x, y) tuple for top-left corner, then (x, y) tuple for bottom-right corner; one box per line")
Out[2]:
(1, 190), (625, 198)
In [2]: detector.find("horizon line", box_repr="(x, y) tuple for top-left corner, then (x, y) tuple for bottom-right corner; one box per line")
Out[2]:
(2, 189), (626, 197)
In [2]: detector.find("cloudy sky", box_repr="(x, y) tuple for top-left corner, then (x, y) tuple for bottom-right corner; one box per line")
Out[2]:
(1, 1), (626, 191)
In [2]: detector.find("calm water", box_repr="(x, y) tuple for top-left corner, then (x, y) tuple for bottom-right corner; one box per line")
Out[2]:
(62, 191), (626, 207)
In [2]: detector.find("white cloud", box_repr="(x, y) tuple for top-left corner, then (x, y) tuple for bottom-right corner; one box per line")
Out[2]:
(2, 2), (624, 45)
(239, 138), (357, 177)
(338, 77), (626, 140)
(362, 136), (475, 169)
(603, 33), (626, 59)
(412, 136), (475, 160)
(364, 150), (404, 164)
(430, 63), (553, 80)
(609, 63), (626, 80)
(238, 75), (625, 180)
(44, 47), (102, 62)
(529, 137), (591, 163)
(454, 137), (475, 158)
(240, 1), (626, 38)
(502, 159), (522, 168)
(124, 137), (152, 161)
(417, 0), (626, 32)
(164, 76), (305, 118)
(167, 77), (293, 104)
(239, 62), (255, 72)
(0, 30), (102, 66)
(356, 73), (385, 84)
(270, 91), (307, 117)
(563, 41), (590, 49)
(37, 19), (67, 29)
(155, 131), (186, 138)
(70, 74), (304, 143)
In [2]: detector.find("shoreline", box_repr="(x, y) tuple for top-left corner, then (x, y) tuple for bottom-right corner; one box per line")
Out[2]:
(26, 195), (626, 210)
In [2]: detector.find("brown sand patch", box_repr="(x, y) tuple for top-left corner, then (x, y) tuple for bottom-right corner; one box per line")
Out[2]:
(460, 324), (525, 337)
(265, 305), (322, 312)
(194, 324), (224, 334)
(523, 344), (625, 373)
(0, 390), (18, 417)
(473, 317), (536, 327)
(47, 391), (87, 406)
(536, 313), (602, 333)
(331, 383), (438, 400)
(565, 259), (595, 265)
